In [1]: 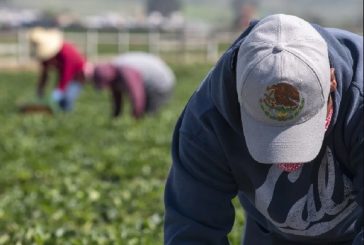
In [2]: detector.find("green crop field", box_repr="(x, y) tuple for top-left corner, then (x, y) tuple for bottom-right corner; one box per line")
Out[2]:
(0, 64), (244, 244)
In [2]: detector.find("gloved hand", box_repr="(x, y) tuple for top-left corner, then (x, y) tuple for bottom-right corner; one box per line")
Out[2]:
(51, 89), (64, 103)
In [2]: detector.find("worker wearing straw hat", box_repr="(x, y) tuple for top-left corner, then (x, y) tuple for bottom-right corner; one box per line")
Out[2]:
(29, 27), (88, 111)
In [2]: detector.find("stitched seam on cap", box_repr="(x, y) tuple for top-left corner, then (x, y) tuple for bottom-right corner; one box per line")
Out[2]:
(284, 49), (326, 103)
(278, 15), (283, 82)
(240, 52), (274, 99)
(278, 14), (282, 44)
(289, 38), (323, 42)
(243, 40), (275, 45)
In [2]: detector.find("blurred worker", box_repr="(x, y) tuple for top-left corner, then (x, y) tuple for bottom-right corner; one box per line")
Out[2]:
(91, 52), (175, 118)
(164, 14), (363, 244)
(232, 0), (259, 31)
(29, 27), (88, 111)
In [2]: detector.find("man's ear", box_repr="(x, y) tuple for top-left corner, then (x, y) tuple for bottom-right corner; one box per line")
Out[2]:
(330, 68), (337, 93)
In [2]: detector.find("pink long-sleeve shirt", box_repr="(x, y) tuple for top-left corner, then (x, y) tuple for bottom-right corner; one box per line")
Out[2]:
(41, 42), (86, 91)
(118, 66), (146, 118)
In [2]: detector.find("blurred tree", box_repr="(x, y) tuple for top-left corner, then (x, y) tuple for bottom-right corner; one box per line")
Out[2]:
(146, 0), (182, 17)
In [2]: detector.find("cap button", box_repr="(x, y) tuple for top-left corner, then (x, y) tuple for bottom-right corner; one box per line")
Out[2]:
(272, 44), (284, 53)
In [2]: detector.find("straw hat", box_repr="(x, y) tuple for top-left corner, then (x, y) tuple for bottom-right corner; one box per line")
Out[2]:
(29, 27), (64, 61)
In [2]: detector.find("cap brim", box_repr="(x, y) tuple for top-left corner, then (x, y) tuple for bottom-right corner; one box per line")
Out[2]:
(240, 104), (327, 164)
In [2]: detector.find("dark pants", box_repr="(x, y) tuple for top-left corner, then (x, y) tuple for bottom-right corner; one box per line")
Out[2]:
(145, 87), (172, 114)
(59, 82), (83, 111)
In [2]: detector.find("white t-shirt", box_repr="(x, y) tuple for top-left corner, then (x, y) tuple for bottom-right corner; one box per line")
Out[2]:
(113, 52), (175, 92)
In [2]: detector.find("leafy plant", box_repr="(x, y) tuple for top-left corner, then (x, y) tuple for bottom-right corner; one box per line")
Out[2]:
(0, 64), (244, 244)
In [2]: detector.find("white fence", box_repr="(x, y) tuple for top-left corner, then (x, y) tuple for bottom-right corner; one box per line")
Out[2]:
(0, 29), (241, 67)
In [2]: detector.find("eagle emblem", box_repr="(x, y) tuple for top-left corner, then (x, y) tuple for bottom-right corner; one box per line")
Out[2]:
(259, 83), (304, 121)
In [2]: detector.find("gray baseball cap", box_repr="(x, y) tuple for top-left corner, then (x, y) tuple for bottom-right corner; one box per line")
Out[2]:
(236, 14), (331, 164)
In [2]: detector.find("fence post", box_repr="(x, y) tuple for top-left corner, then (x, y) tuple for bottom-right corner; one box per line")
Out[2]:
(207, 33), (219, 62)
(148, 30), (160, 55)
(17, 29), (29, 65)
(181, 30), (188, 63)
(86, 30), (98, 61)
(118, 31), (130, 53)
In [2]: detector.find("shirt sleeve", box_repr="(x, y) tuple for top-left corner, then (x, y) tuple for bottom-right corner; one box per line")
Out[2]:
(119, 67), (146, 118)
(352, 230), (363, 245)
(350, 104), (363, 244)
(164, 110), (238, 245)
(39, 62), (49, 84)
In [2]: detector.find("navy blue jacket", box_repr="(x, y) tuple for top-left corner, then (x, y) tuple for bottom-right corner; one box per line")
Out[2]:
(164, 21), (363, 244)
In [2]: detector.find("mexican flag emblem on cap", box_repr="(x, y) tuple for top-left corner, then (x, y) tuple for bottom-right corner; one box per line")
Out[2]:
(259, 83), (305, 121)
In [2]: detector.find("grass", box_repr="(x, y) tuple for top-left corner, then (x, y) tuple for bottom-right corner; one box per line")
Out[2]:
(0, 63), (244, 244)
